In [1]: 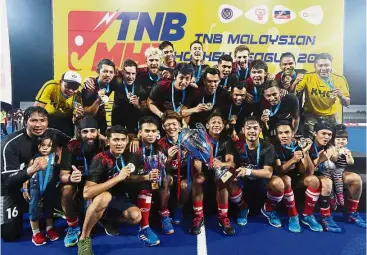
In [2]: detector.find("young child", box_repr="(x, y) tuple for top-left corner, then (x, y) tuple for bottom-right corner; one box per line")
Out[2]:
(324, 124), (354, 210)
(23, 130), (60, 246)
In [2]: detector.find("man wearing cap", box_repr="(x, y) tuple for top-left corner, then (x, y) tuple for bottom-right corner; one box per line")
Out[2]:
(59, 115), (105, 247)
(34, 71), (84, 137)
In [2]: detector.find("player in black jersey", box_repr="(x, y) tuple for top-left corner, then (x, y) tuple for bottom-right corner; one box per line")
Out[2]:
(59, 115), (104, 247)
(1, 106), (69, 242)
(77, 125), (140, 255)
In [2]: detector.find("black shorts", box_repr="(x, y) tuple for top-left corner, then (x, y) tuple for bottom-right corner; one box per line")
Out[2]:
(103, 196), (135, 220)
(241, 178), (268, 213)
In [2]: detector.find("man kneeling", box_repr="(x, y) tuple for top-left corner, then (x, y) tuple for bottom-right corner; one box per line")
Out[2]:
(78, 125), (141, 255)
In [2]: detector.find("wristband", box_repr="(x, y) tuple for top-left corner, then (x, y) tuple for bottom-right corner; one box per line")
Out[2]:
(245, 168), (252, 176)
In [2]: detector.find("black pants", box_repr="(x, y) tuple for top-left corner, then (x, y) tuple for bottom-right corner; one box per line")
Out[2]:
(1, 195), (25, 242)
(1, 123), (8, 135)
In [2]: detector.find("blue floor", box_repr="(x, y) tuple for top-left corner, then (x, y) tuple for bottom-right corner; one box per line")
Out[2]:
(1, 213), (366, 255)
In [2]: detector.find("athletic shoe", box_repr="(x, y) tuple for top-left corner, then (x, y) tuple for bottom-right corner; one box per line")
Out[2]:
(64, 225), (81, 247)
(98, 219), (119, 236)
(261, 207), (281, 228)
(347, 212), (366, 228)
(189, 216), (204, 235)
(46, 228), (60, 241)
(321, 216), (342, 233)
(138, 227), (160, 247)
(161, 216), (174, 234)
(288, 215), (301, 233)
(172, 207), (183, 225)
(301, 215), (323, 232)
(32, 232), (47, 246)
(78, 237), (93, 255)
(237, 208), (249, 226)
(218, 217), (235, 235)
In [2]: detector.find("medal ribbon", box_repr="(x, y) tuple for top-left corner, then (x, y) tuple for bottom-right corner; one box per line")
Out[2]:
(38, 153), (54, 196)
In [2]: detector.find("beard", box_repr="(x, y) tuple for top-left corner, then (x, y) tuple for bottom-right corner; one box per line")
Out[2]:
(82, 137), (99, 153)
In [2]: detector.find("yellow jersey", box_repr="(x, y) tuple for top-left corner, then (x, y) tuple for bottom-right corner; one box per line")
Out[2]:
(296, 72), (350, 116)
(35, 80), (82, 116)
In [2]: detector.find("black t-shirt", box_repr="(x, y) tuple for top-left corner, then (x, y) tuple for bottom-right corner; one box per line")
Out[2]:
(184, 87), (229, 127)
(235, 139), (276, 169)
(210, 135), (235, 160)
(219, 73), (238, 90)
(231, 64), (250, 81)
(87, 151), (129, 197)
(176, 62), (209, 83)
(60, 139), (102, 176)
(135, 68), (159, 96)
(149, 81), (191, 113)
(274, 141), (302, 174)
(244, 78), (268, 118)
(219, 103), (250, 134)
(260, 93), (299, 136)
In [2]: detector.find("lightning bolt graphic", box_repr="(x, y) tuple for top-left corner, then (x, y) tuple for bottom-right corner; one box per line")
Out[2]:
(93, 9), (120, 31)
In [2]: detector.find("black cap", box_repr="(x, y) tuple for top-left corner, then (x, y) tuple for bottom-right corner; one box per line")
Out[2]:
(78, 115), (98, 130)
(314, 121), (333, 132)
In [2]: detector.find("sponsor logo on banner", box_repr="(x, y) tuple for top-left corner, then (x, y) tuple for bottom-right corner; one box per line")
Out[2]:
(245, 5), (269, 24)
(218, 4), (243, 23)
(272, 5), (296, 24)
(299, 6), (323, 25)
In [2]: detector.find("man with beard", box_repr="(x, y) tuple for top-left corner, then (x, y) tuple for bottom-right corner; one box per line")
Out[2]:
(274, 52), (307, 93)
(125, 116), (164, 246)
(77, 125), (141, 255)
(219, 81), (248, 140)
(1, 106), (69, 241)
(230, 117), (285, 229)
(231, 45), (251, 81)
(35, 71), (84, 137)
(181, 68), (229, 127)
(274, 120), (322, 232)
(112, 59), (147, 135)
(159, 41), (176, 79)
(148, 64), (194, 120)
(156, 111), (193, 233)
(189, 113), (236, 236)
(59, 115), (104, 247)
(260, 81), (300, 142)
(136, 47), (162, 94)
(82, 59), (116, 135)
(217, 54), (237, 91)
(296, 53), (350, 138)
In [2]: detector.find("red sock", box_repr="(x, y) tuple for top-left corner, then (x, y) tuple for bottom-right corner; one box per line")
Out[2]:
(217, 203), (228, 219)
(347, 199), (359, 213)
(303, 187), (320, 215)
(264, 191), (284, 212)
(193, 200), (204, 218)
(229, 188), (248, 210)
(159, 209), (170, 218)
(137, 190), (152, 228)
(320, 206), (331, 217)
(66, 217), (78, 227)
(283, 188), (298, 217)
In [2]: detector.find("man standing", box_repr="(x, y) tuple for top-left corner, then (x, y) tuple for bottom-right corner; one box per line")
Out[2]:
(60, 115), (104, 247)
(1, 109), (8, 136)
(136, 47), (162, 94)
(217, 54), (237, 90)
(296, 53), (350, 138)
(34, 71), (84, 137)
(159, 41), (176, 78)
(231, 45), (251, 81)
(77, 125), (141, 255)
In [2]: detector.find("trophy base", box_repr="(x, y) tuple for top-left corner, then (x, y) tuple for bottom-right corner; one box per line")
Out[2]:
(214, 167), (238, 190)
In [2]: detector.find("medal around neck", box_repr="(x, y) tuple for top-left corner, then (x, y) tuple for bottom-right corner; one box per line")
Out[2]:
(126, 163), (135, 173)
(206, 103), (213, 110)
(263, 109), (270, 116)
(127, 92), (133, 99)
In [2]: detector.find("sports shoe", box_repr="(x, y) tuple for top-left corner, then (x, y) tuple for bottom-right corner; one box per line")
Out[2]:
(261, 207), (281, 228)
(321, 216), (342, 233)
(301, 215), (323, 232)
(218, 217), (235, 235)
(32, 232), (47, 246)
(172, 207), (183, 225)
(64, 225), (81, 247)
(161, 216), (174, 234)
(288, 216), (301, 233)
(46, 228), (60, 241)
(138, 227), (160, 247)
(98, 219), (119, 236)
(189, 216), (204, 235)
(78, 237), (93, 255)
(237, 208), (249, 226)
(347, 212), (366, 228)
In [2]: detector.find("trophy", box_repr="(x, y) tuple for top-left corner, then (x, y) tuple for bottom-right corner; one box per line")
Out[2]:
(144, 154), (166, 190)
(179, 123), (238, 189)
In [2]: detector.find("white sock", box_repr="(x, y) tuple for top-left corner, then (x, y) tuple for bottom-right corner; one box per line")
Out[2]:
(46, 226), (52, 231)
(32, 228), (40, 235)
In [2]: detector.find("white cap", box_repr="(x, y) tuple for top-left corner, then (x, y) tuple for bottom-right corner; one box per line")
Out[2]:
(62, 71), (82, 85)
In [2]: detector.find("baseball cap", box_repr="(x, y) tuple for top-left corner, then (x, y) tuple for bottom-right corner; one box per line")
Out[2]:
(61, 71), (82, 89)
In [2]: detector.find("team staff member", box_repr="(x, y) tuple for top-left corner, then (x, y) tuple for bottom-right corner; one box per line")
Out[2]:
(78, 125), (141, 255)
(82, 59), (116, 135)
(1, 107), (69, 242)
(34, 71), (84, 137)
(296, 53), (350, 138)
